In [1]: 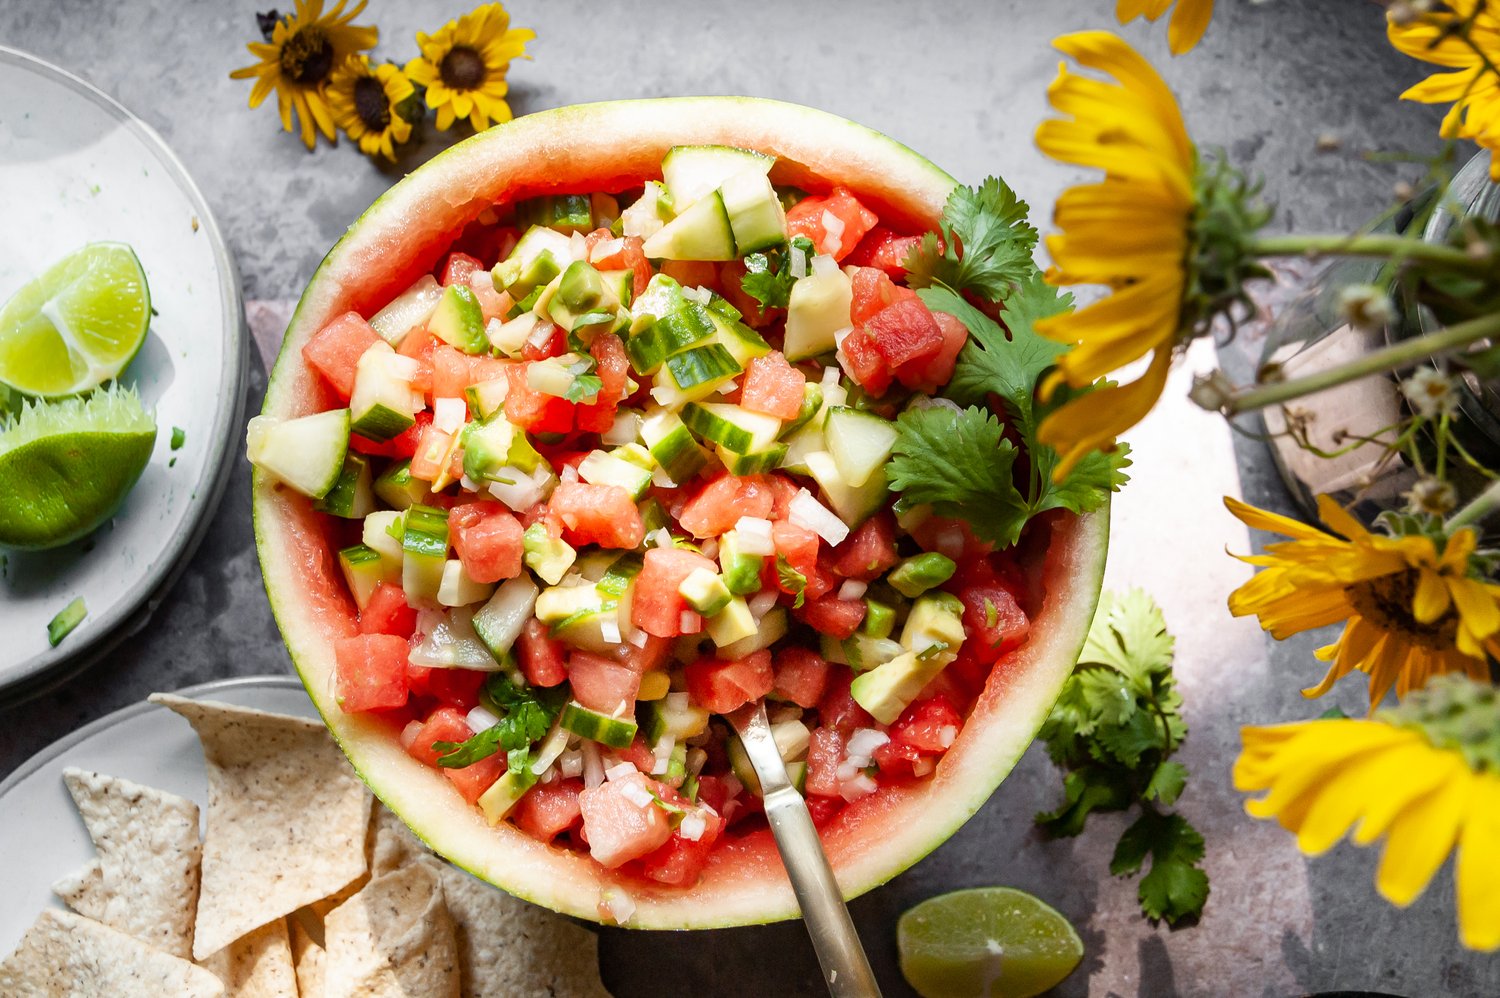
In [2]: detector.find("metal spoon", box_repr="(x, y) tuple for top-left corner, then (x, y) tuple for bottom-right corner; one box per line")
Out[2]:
(727, 701), (883, 997)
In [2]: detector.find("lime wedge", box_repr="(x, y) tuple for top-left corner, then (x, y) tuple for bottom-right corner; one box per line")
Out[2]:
(0, 384), (157, 549)
(0, 242), (151, 397)
(898, 887), (1084, 998)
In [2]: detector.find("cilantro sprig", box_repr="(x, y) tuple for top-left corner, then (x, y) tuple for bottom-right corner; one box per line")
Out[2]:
(1036, 589), (1208, 925)
(562, 355), (604, 404)
(432, 674), (567, 772)
(740, 235), (816, 311)
(884, 182), (1130, 549)
(775, 553), (808, 609)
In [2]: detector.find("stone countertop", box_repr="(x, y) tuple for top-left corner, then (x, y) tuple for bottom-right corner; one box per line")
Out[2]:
(1, 1), (1495, 995)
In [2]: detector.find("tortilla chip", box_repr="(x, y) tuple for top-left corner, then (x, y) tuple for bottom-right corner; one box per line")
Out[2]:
(150, 695), (372, 961)
(423, 859), (611, 998)
(0, 909), (224, 997)
(288, 916), (327, 998)
(369, 803), (427, 876)
(51, 859), (107, 921)
(323, 863), (460, 998)
(198, 918), (298, 998)
(61, 767), (202, 959)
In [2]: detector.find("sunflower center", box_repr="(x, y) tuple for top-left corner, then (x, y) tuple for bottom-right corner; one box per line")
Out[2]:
(281, 26), (334, 85)
(1346, 569), (1458, 649)
(353, 76), (391, 132)
(440, 46), (486, 90)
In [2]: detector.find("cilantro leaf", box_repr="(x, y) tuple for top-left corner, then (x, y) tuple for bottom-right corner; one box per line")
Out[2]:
(1035, 768), (1133, 838)
(775, 553), (807, 609)
(739, 236), (815, 311)
(903, 178), (1039, 301)
(887, 405), (1029, 547)
(433, 675), (566, 768)
(1144, 760), (1189, 806)
(562, 356), (603, 403)
(1116, 811), (1210, 925)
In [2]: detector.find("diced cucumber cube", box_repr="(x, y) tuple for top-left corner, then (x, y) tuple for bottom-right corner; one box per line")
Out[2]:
(373, 459), (427, 510)
(780, 382), (824, 438)
(888, 552), (958, 599)
(679, 568), (732, 617)
(349, 342), (419, 442)
(479, 768), (537, 825)
(523, 523), (576, 585)
(401, 504), (450, 606)
(641, 190), (736, 261)
(825, 406), (898, 488)
(718, 442), (788, 475)
(680, 402), (781, 454)
(805, 449), (888, 527)
(619, 181), (672, 241)
(661, 144), (774, 209)
(516, 193), (593, 233)
(361, 509), (404, 567)
(640, 409), (708, 483)
(428, 284), (488, 354)
(783, 260), (853, 361)
(246, 409), (350, 500)
(437, 559), (496, 607)
(338, 544), (387, 610)
(720, 168), (787, 254)
(561, 701), (638, 749)
(464, 376), (509, 420)
(705, 597), (757, 647)
(472, 575), (539, 659)
(314, 452), (375, 519)
(494, 226), (572, 298)
(641, 692), (710, 743)
(578, 449), (654, 499)
(718, 530), (765, 596)
(704, 308), (772, 368)
(663, 343), (742, 396)
(488, 312), (544, 357)
(370, 274), (442, 346)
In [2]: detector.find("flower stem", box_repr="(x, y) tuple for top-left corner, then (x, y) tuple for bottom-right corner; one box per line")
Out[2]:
(1220, 311), (1500, 416)
(1248, 233), (1491, 274)
(1448, 477), (1500, 531)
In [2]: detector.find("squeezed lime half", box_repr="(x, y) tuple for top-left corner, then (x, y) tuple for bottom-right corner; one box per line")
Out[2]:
(0, 384), (157, 549)
(898, 887), (1084, 998)
(0, 242), (151, 397)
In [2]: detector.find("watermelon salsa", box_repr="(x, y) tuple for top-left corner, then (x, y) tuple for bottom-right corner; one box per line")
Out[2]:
(247, 144), (1038, 894)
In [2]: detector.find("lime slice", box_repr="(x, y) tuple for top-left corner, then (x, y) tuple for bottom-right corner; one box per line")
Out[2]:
(898, 887), (1084, 998)
(0, 384), (157, 549)
(0, 242), (151, 397)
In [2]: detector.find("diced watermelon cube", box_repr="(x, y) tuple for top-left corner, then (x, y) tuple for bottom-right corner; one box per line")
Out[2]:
(467, 270), (510, 323)
(804, 794), (845, 827)
(444, 753), (506, 805)
(503, 363), (574, 433)
(956, 584), (1031, 664)
(513, 778), (585, 843)
(849, 267), (920, 327)
(577, 772), (674, 868)
(844, 227), (933, 280)
(640, 806), (726, 886)
(839, 327), (893, 396)
(867, 298), (945, 368)
(405, 706), (472, 767)
(819, 667), (875, 731)
(450, 501), (524, 583)
(678, 474), (775, 540)
(302, 311), (383, 400)
(684, 650), (774, 714)
(334, 633), (410, 713)
(660, 259), (720, 291)
(518, 618), (567, 687)
(397, 330), (438, 397)
(550, 481), (645, 549)
(576, 333), (630, 433)
(772, 520), (821, 599)
(631, 547), (719, 638)
(772, 646), (830, 708)
(873, 695), (963, 776)
(587, 230), (652, 298)
(831, 511), (899, 581)
(521, 323), (568, 361)
(786, 187), (879, 261)
(405, 664), (486, 710)
(804, 727), (845, 798)
(740, 351), (806, 421)
(898, 311), (967, 391)
(441, 252), (484, 287)
(359, 582), (419, 638)
(795, 596), (866, 640)
(568, 651), (642, 715)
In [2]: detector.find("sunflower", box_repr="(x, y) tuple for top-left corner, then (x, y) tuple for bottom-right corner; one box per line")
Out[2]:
(1226, 493), (1500, 709)
(230, 0), (378, 150)
(326, 57), (415, 162)
(1388, 1), (1500, 180)
(1116, 0), (1215, 55)
(406, 3), (534, 132)
(1234, 675), (1500, 951)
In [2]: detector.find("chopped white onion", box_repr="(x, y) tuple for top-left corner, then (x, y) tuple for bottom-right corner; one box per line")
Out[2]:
(820, 211), (846, 256)
(384, 354), (421, 380)
(723, 774), (744, 799)
(460, 475), (481, 493)
(466, 705), (501, 734)
(560, 749), (584, 779)
(838, 772), (879, 801)
(678, 812), (707, 842)
(605, 761), (636, 783)
(847, 728), (891, 758)
(790, 489), (850, 545)
(601, 890), (635, 925)
(681, 285), (712, 305)
(938, 725), (959, 748)
(790, 244), (809, 279)
(832, 325), (854, 350)
(569, 231), (589, 261)
(599, 616), (622, 645)
(628, 629), (650, 649)
(698, 538), (719, 561)
(838, 580), (868, 602)
(399, 720), (424, 750)
(526, 319), (557, 351)
(748, 589), (780, 619)
(602, 410), (641, 446)
(433, 397), (466, 434)
(620, 779), (655, 808)
(912, 757), (936, 778)
(821, 365), (842, 389)
(582, 742), (605, 789)
(733, 517), (775, 555)
(651, 465), (677, 488)
(686, 747), (708, 777)
(811, 251), (840, 278)
(589, 236), (625, 263)
(488, 468), (545, 511)
(650, 528), (675, 549)
(908, 395), (962, 414)
(769, 704), (804, 725)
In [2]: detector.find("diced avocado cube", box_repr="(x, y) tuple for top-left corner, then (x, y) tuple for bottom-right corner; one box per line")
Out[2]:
(679, 568), (733, 617)
(850, 650), (951, 725)
(705, 597), (757, 647)
(464, 376), (509, 420)
(888, 552), (958, 598)
(494, 226), (572, 297)
(479, 767), (538, 825)
(523, 523), (577, 586)
(463, 413), (546, 484)
(516, 193), (593, 233)
(862, 598), (897, 640)
(638, 670), (671, 701)
(840, 634), (906, 673)
(901, 591), (966, 658)
(714, 607), (788, 660)
(428, 284), (488, 354)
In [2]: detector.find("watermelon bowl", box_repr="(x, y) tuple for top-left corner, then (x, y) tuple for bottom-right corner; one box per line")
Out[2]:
(253, 96), (1109, 929)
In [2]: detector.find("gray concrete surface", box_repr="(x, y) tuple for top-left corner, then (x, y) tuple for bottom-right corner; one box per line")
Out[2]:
(2, 1), (1495, 995)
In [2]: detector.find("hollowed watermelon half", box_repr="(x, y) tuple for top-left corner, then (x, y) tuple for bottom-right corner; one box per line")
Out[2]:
(253, 96), (1109, 928)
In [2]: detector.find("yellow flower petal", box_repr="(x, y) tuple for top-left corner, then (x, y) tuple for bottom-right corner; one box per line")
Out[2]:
(1167, 0), (1214, 55)
(1376, 763), (1472, 906)
(1037, 346), (1172, 481)
(1456, 774), (1500, 951)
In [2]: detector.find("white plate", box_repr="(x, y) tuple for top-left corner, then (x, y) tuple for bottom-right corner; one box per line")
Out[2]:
(0, 675), (311, 955)
(0, 47), (247, 702)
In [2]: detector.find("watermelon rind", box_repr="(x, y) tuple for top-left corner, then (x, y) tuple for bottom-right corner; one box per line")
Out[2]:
(253, 96), (1109, 928)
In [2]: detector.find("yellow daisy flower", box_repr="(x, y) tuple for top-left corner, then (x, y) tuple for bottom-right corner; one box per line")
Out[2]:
(1032, 32), (1196, 480)
(1226, 493), (1500, 709)
(1388, 1), (1500, 180)
(327, 57), (415, 163)
(406, 3), (535, 133)
(1234, 676), (1500, 951)
(230, 0), (378, 150)
(1116, 0), (1215, 54)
